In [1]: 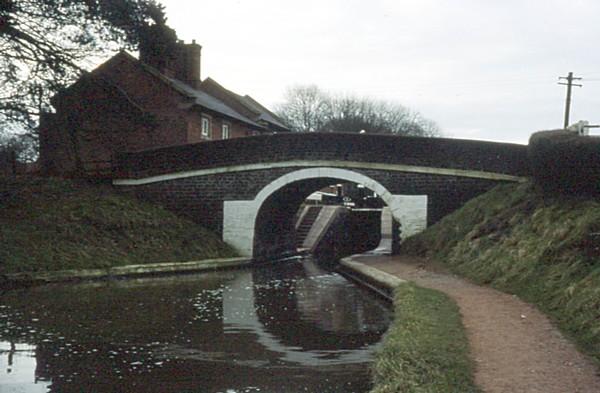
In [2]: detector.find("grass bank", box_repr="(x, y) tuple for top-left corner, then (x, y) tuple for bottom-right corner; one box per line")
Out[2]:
(371, 283), (480, 393)
(403, 181), (600, 363)
(0, 177), (237, 274)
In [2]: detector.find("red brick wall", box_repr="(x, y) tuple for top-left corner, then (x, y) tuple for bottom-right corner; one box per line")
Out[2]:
(42, 69), (165, 175)
(230, 121), (257, 139)
(92, 56), (189, 149)
(187, 117), (203, 143)
(41, 53), (265, 176)
(188, 111), (257, 141)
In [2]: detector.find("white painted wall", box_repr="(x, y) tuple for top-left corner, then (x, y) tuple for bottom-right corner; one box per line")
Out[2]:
(374, 207), (393, 253)
(223, 200), (258, 256)
(390, 195), (428, 239)
(223, 167), (428, 257)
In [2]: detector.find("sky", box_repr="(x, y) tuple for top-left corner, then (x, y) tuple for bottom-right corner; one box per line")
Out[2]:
(159, 0), (600, 144)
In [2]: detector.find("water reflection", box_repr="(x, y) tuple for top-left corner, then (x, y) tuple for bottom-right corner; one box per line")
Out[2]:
(252, 262), (388, 356)
(0, 258), (390, 392)
(0, 341), (51, 392)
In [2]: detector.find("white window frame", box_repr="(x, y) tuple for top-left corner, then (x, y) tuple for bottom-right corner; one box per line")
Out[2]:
(201, 117), (211, 137)
(222, 123), (231, 139)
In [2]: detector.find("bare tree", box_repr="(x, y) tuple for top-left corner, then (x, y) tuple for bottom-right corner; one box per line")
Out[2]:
(276, 85), (440, 137)
(275, 85), (329, 132)
(0, 0), (166, 148)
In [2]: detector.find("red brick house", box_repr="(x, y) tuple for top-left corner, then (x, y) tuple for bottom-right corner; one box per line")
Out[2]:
(39, 38), (289, 176)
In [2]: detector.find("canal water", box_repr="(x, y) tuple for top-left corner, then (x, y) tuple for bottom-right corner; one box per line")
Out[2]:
(0, 258), (391, 393)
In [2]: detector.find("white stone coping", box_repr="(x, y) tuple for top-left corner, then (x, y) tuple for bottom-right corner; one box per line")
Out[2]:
(113, 160), (527, 186)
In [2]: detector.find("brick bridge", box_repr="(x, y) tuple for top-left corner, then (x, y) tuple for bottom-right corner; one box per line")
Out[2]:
(112, 133), (528, 260)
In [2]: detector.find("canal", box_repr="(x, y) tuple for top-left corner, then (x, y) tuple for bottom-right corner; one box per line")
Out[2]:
(0, 257), (392, 392)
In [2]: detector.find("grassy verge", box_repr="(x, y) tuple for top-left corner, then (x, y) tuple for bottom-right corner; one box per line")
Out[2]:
(0, 177), (238, 274)
(371, 283), (480, 393)
(403, 181), (600, 363)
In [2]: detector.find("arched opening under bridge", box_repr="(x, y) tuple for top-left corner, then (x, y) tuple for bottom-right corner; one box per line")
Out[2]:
(223, 168), (428, 260)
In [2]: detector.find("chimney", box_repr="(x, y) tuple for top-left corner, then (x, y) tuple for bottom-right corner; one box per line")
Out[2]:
(173, 40), (202, 89)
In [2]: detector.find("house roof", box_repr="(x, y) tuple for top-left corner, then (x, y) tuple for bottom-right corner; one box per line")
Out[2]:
(198, 77), (289, 132)
(55, 50), (288, 133)
(128, 52), (290, 132)
(121, 52), (267, 130)
(74, 51), (282, 132)
(162, 75), (264, 129)
(237, 94), (289, 131)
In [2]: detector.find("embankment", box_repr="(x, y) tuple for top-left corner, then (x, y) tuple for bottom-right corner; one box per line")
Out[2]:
(0, 177), (237, 275)
(402, 180), (600, 362)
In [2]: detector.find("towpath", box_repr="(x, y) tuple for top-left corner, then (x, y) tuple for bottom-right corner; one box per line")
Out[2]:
(354, 254), (600, 393)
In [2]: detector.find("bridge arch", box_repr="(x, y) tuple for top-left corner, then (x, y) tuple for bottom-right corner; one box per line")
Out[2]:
(223, 167), (427, 258)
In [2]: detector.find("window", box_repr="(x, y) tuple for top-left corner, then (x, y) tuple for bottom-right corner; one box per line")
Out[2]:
(201, 117), (211, 137)
(222, 123), (230, 139)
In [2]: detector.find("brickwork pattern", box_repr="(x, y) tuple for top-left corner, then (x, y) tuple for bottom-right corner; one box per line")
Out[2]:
(122, 165), (503, 259)
(114, 133), (525, 259)
(114, 133), (529, 179)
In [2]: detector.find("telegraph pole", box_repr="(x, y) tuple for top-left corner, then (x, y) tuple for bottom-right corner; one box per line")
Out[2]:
(558, 72), (582, 128)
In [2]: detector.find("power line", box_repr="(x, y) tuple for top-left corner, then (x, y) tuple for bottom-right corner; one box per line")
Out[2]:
(558, 72), (582, 128)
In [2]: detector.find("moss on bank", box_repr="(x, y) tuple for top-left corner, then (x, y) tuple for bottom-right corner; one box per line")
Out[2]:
(0, 177), (237, 274)
(371, 283), (480, 393)
(403, 181), (600, 362)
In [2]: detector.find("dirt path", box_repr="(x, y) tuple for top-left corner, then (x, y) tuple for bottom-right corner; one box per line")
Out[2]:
(354, 254), (600, 393)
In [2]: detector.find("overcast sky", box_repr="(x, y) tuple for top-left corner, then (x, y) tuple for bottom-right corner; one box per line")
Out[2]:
(159, 0), (600, 144)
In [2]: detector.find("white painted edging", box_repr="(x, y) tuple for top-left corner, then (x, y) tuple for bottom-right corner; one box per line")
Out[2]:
(339, 257), (406, 289)
(223, 167), (428, 256)
(113, 159), (527, 186)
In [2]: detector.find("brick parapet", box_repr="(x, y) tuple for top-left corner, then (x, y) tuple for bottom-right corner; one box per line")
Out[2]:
(113, 133), (529, 179)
